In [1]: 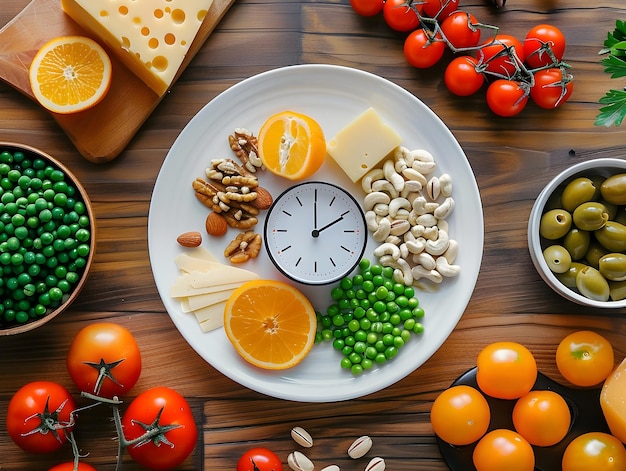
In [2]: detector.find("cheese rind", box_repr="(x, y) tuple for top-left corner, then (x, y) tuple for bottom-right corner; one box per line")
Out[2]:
(61, 0), (214, 96)
(326, 107), (403, 183)
(601, 357), (626, 443)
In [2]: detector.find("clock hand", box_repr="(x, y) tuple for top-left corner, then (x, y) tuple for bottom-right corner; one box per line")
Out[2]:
(314, 189), (318, 230)
(311, 210), (349, 237)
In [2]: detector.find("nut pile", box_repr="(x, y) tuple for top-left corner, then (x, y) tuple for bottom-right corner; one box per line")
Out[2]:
(187, 128), (273, 263)
(288, 427), (385, 471)
(361, 146), (460, 287)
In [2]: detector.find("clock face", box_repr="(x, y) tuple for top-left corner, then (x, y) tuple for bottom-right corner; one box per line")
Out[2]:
(264, 181), (368, 285)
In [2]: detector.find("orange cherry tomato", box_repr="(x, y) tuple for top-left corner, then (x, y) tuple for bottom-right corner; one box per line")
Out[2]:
(512, 389), (571, 446)
(476, 342), (537, 399)
(430, 385), (491, 445)
(473, 429), (535, 471)
(562, 432), (626, 471)
(556, 330), (615, 387)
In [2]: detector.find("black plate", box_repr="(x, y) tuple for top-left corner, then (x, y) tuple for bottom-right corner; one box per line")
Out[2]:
(437, 367), (610, 471)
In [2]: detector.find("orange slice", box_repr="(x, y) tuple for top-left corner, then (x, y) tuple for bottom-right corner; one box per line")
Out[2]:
(258, 110), (327, 180)
(29, 36), (112, 114)
(224, 279), (317, 370)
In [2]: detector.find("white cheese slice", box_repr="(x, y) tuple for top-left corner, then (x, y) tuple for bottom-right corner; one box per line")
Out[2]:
(194, 301), (227, 332)
(185, 289), (233, 311)
(170, 279), (246, 298)
(326, 107), (403, 183)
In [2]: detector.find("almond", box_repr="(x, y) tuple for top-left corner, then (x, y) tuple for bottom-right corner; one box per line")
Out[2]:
(177, 231), (202, 247)
(251, 186), (273, 210)
(205, 211), (228, 236)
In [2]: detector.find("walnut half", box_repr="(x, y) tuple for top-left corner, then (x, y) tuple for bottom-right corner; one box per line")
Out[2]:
(224, 231), (262, 263)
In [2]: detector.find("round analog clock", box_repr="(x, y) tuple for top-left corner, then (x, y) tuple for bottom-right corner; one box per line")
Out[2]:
(264, 181), (368, 285)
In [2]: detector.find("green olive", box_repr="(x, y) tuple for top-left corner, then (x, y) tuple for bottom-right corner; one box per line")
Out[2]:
(600, 173), (626, 205)
(543, 244), (572, 274)
(600, 199), (619, 220)
(595, 221), (626, 252)
(561, 177), (598, 212)
(598, 253), (626, 281)
(585, 241), (609, 269)
(556, 262), (588, 288)
(562, 228), (591, 260)
(609, 280), (626, 301)
(540, 209), (572, 240)
(572, 202), (609, 231)
(576, 265), (610, 301)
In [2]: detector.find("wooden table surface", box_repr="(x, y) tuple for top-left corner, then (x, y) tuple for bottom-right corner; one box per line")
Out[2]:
(1, 0), (626, 469)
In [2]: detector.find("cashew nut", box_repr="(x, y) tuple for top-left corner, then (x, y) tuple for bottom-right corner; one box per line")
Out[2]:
(361, 168), (384, 193)
(439, 173), (453, 197)
(436, 256), (461, 277)
(363, 191), (390, 211)
(372, 179), (398, 198)
(416, 213), (438, 227)
(380, 255), (413, 285)
(425, 229), (449, 256)
(383, 159), (405, 193)
(443, 239), (458, 264)
(426, 176), (441, 201)
(373, 217), (391, 243)
(388, 197), (411, 219)
(405, 238), (426, 254)
(389, 219), (410, 236)
(414, 252), (437, 270)
(411, 265), (443, 283)
(365, 211), (379, 232)
(373, 203), (390, 217)
(374, 242), (401, 260)
(434, 197), (455, 220)
(401, 167), (427, 187)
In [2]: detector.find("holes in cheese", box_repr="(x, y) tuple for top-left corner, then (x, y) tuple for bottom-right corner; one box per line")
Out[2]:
(61, 0), (215, 96)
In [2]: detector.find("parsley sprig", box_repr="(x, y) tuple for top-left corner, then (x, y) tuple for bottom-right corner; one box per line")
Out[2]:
(596, 20), (626, 127)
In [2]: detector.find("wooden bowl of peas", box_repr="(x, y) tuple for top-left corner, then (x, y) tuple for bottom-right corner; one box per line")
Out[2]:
(0, 142), (95, 335)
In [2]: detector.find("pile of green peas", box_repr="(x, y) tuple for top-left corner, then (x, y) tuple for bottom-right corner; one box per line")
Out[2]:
(0, 149), (91, 327)
(316, 258), (425, 375)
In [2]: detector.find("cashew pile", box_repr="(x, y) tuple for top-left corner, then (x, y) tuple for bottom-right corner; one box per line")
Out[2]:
(362, 146), (460, 288)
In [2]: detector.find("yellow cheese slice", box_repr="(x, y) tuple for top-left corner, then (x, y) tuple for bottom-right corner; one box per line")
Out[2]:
(170, 279), (247, 298)
(194, 301), (227, 332)
(61, 0), (215, 96)
(326, 107), (403, 183)
(600, 357), (626, 443)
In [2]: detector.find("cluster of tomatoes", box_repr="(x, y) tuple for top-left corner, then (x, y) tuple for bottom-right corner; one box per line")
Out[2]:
(6, 322), (197, 471)
(430, 331), (625, 470)
(349, 0), (573, 117)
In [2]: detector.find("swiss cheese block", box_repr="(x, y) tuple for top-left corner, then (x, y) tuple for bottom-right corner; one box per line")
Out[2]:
(600, 357), (626, 443)
(326, 107), (402, 183)
(60, 0), (214, 96)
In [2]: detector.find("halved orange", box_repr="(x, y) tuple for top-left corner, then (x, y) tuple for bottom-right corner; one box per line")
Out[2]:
(29, 36), (112, 114)
(224, 279), (317, 370)
(257, 110), (327, 180)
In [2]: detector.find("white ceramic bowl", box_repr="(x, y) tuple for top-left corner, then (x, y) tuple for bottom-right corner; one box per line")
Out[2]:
(0, 142), (96, 335)
(528, 158), (626, 308)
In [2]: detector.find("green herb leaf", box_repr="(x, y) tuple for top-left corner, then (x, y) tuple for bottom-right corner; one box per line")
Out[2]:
(595, 89), (626, 127)
(596, 20), (626, 127)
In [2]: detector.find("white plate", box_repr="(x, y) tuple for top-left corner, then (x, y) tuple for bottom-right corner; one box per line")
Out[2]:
(148, 64), (483, 402)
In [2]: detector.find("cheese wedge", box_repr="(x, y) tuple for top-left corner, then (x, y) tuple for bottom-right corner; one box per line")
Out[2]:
(60, 0), (215, 96)
(601, 357), (626, 443)
(327, 107), (403, 183)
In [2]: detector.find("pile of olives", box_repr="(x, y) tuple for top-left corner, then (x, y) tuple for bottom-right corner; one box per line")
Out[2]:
(540, 172), (626, 302)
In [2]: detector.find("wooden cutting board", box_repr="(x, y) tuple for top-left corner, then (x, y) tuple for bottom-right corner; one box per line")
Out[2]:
(0, 0), (235, 163)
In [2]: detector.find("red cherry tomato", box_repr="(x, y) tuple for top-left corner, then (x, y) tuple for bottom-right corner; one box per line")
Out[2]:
(237, 447), (284, 471)
(524, 24), (566, 69)
(422, 0), (459, 20)
(440, 11), (481, 50)
(404, 29), (446, 69)
(48, 463), (98, 471)
(67, 322), (141, 398)
(562, 432), (626, 470)
(349, 0), (384, 17)
(444, 56), (485, 96)
(476, 341), (537, 398)
(122, 387), (197, 470)
(383, 0), (421, 32)
(486, 80), (529, 117)
(477, 34), (525, 76)
(530, 68), (574, 109)
(7, 381), (76, 454)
